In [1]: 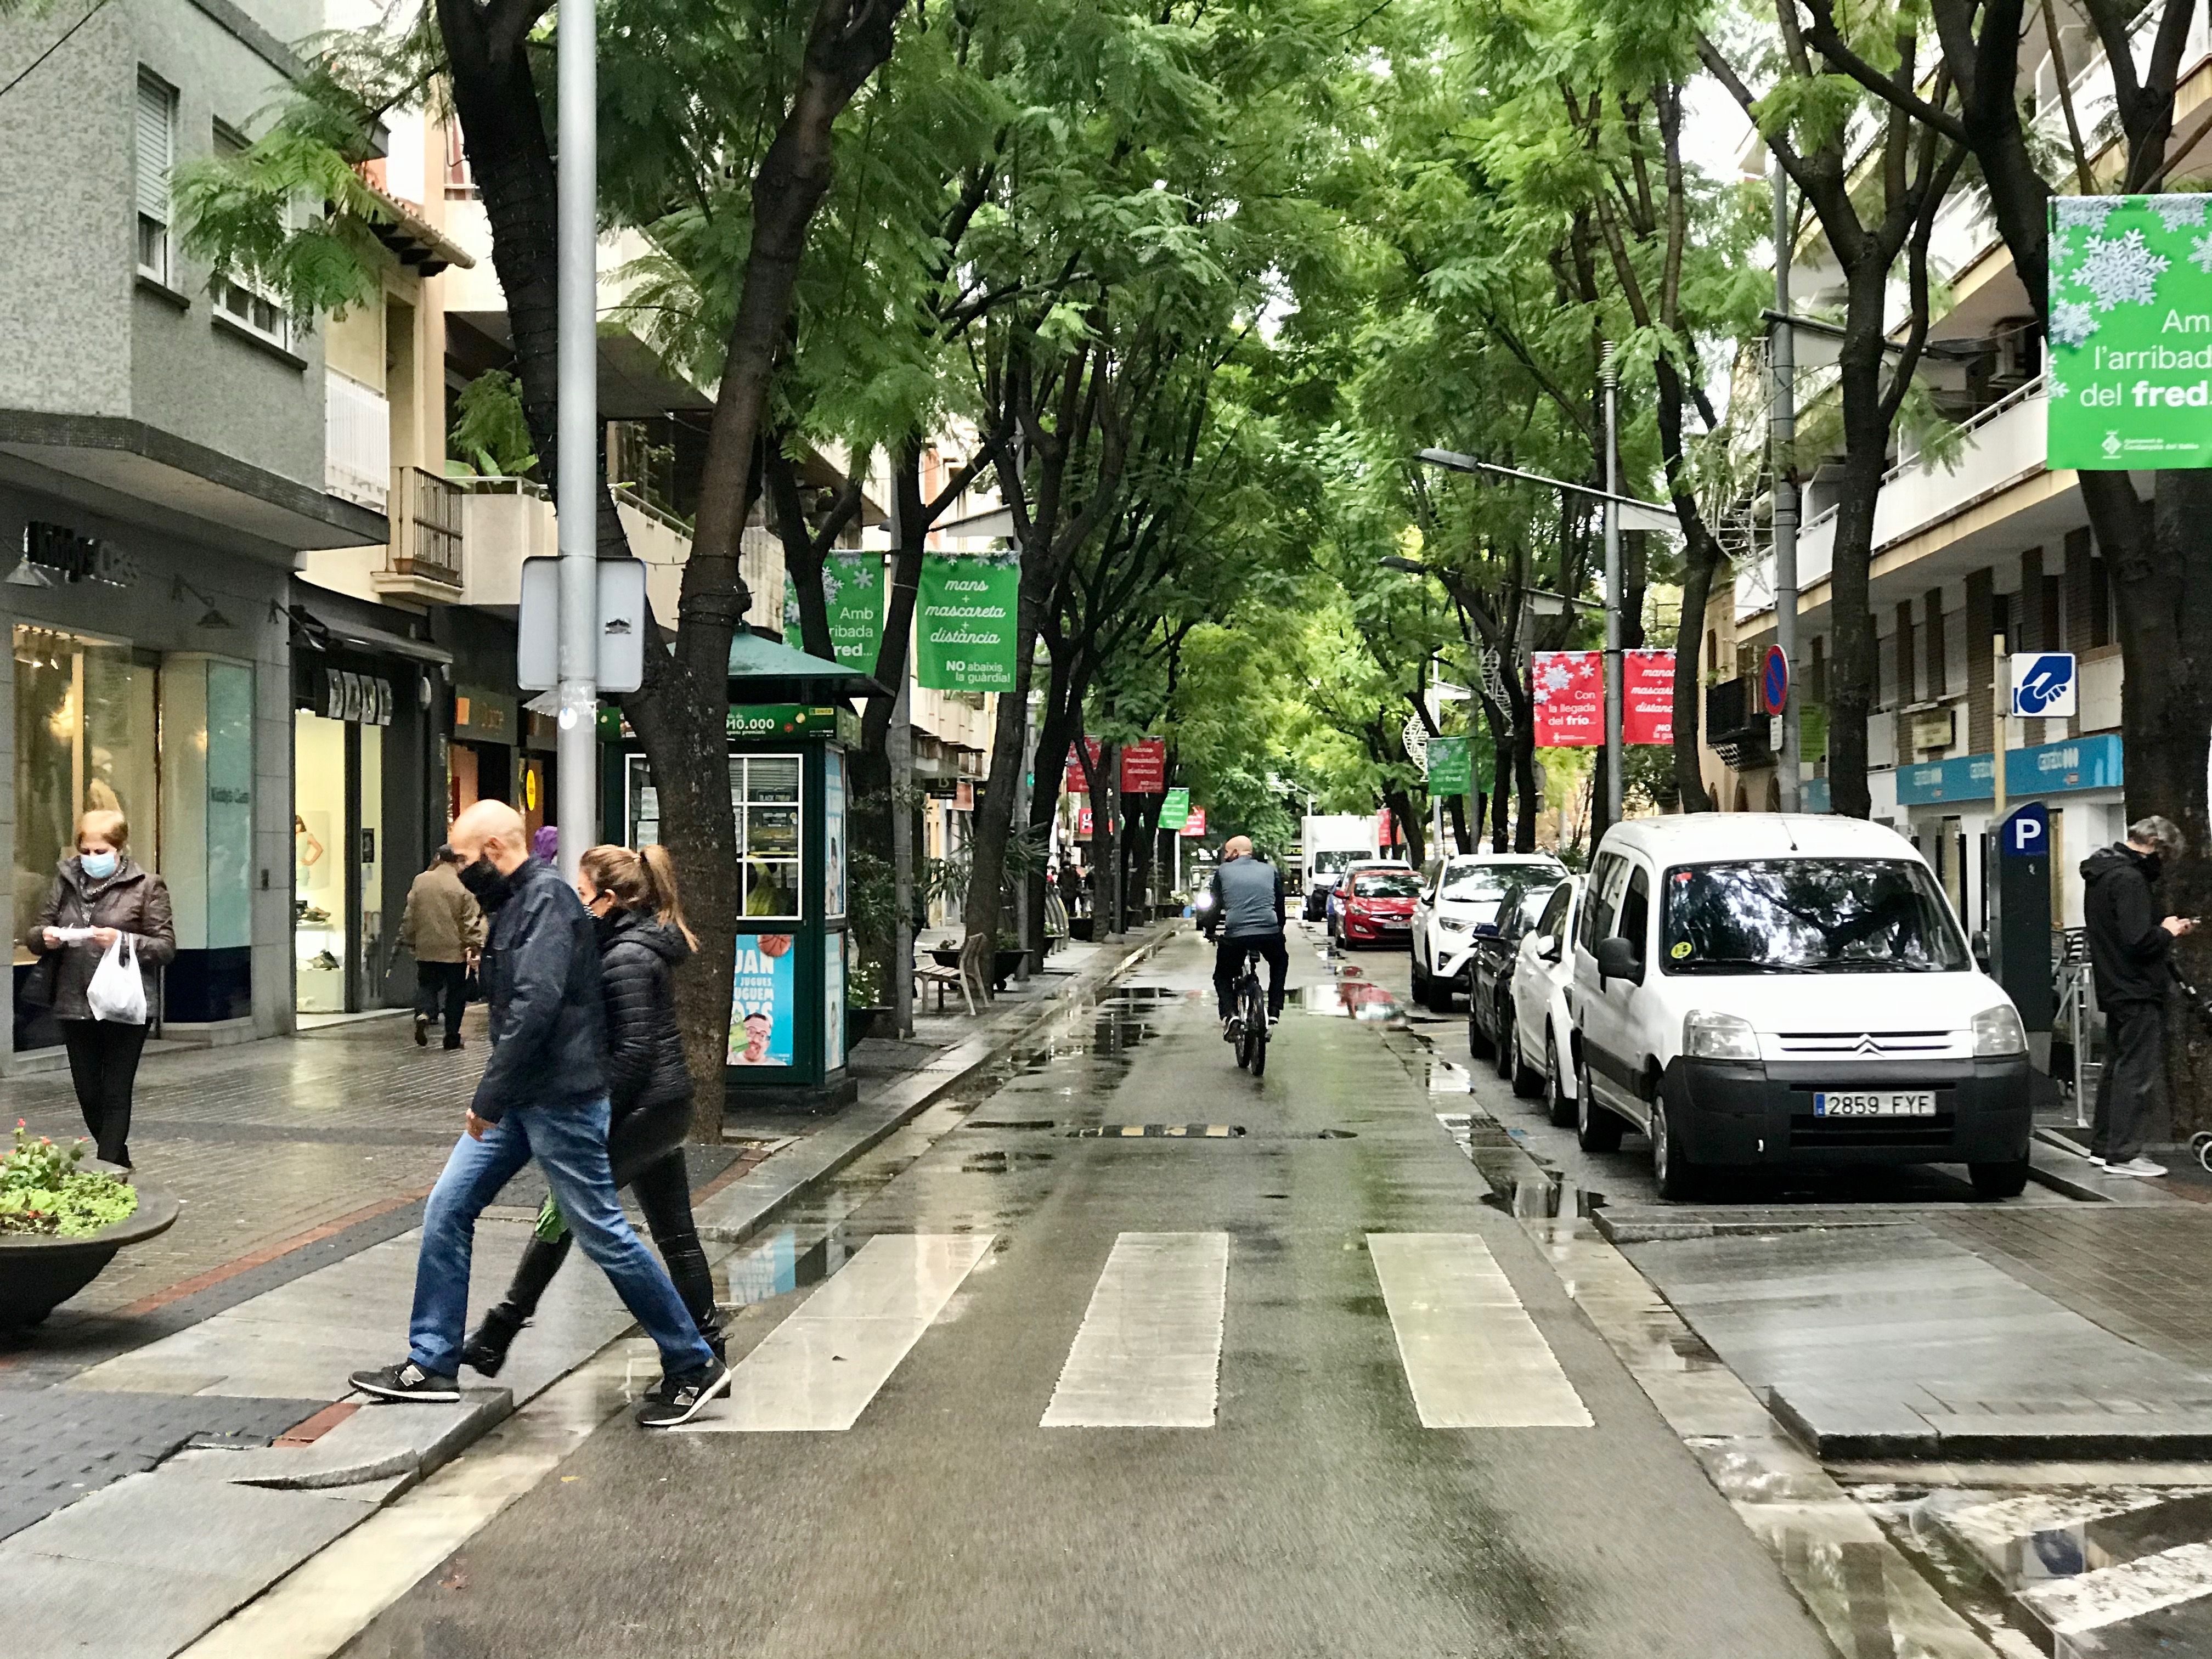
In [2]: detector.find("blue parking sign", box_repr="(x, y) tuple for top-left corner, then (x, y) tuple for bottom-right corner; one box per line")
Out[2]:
(2000, 803), (2051, 860)
(2009, 653), (2077, 719)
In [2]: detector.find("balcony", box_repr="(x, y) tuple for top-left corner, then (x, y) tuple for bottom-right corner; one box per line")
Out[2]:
(373, 467), (465, 601)
(324, 371), (390, 511)
(1737, 379), (2049, 620)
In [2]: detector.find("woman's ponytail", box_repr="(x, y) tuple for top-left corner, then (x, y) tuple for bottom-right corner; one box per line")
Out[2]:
(637, 843), (698, 947)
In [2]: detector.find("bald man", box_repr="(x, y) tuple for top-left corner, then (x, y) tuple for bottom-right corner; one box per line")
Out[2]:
(1205, 836), (1288, 1029)
(352, 801), (728, 1428)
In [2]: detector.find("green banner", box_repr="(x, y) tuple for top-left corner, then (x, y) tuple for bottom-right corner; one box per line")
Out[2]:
(917, 553), (1019, 692)
(1425, 735), (1472, 795)
(822, 554), (885, 668)
(2049, 194), (2212, 468)
(1159, 787), (1190, 830)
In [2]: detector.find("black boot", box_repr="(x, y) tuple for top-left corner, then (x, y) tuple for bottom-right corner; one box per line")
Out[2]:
(658, 1228), (726, 1364)
(461, 1233), (573, 1375)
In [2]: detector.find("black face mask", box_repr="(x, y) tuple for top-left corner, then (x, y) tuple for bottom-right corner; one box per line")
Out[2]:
(2142, 853), (2165, 884)
(458, 856), (514, 909)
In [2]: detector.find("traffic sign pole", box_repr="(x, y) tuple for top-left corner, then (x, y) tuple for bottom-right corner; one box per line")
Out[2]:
(1993, 632), (2008, 825)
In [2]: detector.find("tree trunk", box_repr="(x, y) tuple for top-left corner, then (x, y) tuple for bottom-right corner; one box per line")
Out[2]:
(1825, 301), (1891, 822)
(1444, 792), (1472, 854)
(1384, 787), (1426, 868)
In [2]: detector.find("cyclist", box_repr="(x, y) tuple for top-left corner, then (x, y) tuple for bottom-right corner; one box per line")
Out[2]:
(1204, 836), (1289, 1036)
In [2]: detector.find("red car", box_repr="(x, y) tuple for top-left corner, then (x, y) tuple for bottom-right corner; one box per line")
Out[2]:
(1332, 864), (1422, 949)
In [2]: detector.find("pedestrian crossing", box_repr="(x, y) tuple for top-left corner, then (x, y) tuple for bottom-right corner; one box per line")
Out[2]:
(684, 1230), (1591, 1435)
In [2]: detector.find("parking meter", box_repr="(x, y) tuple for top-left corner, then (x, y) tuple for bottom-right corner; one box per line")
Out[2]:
(1984, 804), (2053, 1031)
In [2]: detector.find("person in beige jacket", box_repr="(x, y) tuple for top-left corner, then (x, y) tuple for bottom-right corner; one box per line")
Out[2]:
(401, 845), (484, 1049)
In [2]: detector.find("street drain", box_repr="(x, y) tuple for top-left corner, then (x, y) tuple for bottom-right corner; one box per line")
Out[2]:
(1316, 1129), (1358, 1139)
(1071, 1124), (1245, 1138)
(964, 1120), (1057, 1131)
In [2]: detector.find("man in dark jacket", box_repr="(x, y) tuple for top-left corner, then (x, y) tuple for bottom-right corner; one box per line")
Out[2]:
(352, 802), (727, 1427)
(1205, 836), (1289, 1029)
(2082, 816), (2197, 1178)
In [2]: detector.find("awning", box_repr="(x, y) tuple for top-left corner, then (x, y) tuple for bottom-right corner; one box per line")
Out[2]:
(727, 627), (877, 699)
(291, 605), (453, 665)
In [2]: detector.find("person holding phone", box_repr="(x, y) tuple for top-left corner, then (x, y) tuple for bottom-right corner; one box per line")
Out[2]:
(25, 809), (175, 1170)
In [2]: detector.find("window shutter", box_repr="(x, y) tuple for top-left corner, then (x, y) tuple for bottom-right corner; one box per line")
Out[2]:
(136, 75), (174, 225)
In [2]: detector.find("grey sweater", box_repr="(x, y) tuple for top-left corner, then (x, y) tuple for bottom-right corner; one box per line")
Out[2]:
(1208, 857), (1285, 938)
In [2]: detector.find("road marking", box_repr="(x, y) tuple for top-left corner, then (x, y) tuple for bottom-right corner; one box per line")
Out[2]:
(1072, 1124), (1244, 1138)
(1367, 1233), (1592, 1429)
(684, 1233), (994, 1432)
(1042, 1233), (1229, 1429)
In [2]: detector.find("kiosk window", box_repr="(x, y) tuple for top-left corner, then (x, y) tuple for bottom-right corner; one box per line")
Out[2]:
(733, 755), (802, 918)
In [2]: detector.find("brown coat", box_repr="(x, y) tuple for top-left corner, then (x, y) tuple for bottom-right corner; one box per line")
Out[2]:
(27, 857), (177, 1021)
(400, 862), (484, 963)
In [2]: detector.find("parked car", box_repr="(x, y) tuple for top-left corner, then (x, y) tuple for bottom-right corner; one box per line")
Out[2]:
(1508, 875), (1587, 1127)
(1568, 815), (2033, 1201)
(1468, 874), (1565, 1079)
(1409, 854), (1566, 1011)
(1331, 864), (1423, 948)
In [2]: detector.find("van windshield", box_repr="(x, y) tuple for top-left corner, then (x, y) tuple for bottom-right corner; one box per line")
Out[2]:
(1660, 859), (1970, 974)
(1312, 850), (1361, 878)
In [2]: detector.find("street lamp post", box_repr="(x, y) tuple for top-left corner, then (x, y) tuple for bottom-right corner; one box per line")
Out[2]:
(1770, 155), (1801, 812)
(553, 0), (598, 883)
(1600, 344), (1623, 826)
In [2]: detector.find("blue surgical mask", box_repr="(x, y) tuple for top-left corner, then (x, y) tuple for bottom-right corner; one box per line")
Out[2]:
(80, 850), (117, 880)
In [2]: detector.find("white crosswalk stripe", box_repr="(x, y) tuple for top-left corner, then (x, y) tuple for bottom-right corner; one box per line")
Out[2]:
(680, 1233), (993, 1432)
(1042, 1232), (1229, 1428)
(1367, 1233), (1593, 1429)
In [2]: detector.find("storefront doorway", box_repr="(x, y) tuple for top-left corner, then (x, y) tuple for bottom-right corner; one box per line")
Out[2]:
(293, 680), (390, 1015)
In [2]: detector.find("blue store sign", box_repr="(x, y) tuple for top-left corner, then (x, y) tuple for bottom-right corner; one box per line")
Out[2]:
(1894, 733), (2123, 806)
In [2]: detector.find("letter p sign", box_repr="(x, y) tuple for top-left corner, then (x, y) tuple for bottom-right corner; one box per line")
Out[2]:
(2001, 802), (2050, 860)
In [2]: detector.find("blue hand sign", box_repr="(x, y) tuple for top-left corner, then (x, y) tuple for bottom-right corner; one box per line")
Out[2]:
(2010, 653), (2076, 718)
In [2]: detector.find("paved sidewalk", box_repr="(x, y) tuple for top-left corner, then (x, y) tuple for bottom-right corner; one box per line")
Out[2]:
(0, 925), (1171, 1659)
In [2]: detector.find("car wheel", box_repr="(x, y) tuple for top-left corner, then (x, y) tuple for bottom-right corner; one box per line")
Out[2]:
(1494, 1003), (1516, 1079)
(1650, 1093), (1700, 1201)
(1576, 1051), (1624, 1153)
(1969, 1156), (2030, 1199)
(1544, 1030), (1573, 1127)
(1468, 1006), (1493, 1060)
(1410, 950), (1430, 1001)
(1421, 971), (1453, 1014)
(1511, 1024), (1543, 1099)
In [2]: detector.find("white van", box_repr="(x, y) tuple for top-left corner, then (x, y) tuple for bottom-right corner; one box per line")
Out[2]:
(1567, 814), (2033, 1200)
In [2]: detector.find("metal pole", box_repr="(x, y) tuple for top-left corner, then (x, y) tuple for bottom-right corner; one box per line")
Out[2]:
(1014, 694), (1035, 982)
(890, 478), (915, 1039)
(1601, 344), (1623, 824)
(1993, 631), (2009, 824)
(552, 0), (596, 883)
(1771, 154), (1802, 812)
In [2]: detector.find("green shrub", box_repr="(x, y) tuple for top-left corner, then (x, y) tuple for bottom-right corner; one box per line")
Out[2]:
(0, 1122), (139, 1238)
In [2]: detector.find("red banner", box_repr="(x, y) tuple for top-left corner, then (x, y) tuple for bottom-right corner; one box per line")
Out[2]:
(1181, 806), (1207, 838)
(1625, 649), (1675, 746)
(1120, 737), (1167, 794)
(1064, 738), (1101, 791)
(1076, 806), (1093, 840)
(1532, 651), (1601, 746)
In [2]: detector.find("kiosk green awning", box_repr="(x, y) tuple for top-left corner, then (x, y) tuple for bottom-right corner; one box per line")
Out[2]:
(726, 627), (879, 702)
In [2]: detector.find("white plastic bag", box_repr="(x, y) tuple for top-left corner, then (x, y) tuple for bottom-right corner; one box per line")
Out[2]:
(86, 935), (147, 1025)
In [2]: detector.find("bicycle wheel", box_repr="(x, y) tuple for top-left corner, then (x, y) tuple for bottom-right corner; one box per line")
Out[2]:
(1243, 978), (1267, 1078)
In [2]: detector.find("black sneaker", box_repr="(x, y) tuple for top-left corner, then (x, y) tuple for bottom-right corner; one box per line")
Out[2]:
(636, 1358), (732, 1428)
(414, 1013), (430, 1047)
(351, 1359), (461, 1402)
(460, 1305), (526, 1377)
(443, 1035), (464, 1051)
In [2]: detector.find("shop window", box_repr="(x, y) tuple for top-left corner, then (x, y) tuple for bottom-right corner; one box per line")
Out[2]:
(735, 755), (802, 919)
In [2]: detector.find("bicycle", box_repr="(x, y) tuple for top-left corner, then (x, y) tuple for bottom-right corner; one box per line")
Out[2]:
(1226, 940), (1269, 1077)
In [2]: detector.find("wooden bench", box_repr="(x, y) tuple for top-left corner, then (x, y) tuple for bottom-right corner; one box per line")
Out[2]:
(914, 962), (977, 1017)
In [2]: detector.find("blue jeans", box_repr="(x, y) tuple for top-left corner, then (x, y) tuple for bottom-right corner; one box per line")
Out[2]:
(408, 1099), (713, 1378)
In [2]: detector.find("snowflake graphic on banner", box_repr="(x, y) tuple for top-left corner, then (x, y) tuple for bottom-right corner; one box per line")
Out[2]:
(2154, 195), (2212, 232)
(2055, 196), (2120, 233)
(2191, 231), (2212, 276)
(2072, 229), (2170, 310)
(2050, 229), (2073, 266)
(1539, 661), (1574, 696)
(2050, 299), (2099, 349)
(2047, 374), (2069, 399)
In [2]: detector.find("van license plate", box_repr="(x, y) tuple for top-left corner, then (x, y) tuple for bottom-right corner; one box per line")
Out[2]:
(1813, 1091), (1937, 1118)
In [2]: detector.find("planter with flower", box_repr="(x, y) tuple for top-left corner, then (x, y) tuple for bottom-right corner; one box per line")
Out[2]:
(0, 1123), (179, 1331)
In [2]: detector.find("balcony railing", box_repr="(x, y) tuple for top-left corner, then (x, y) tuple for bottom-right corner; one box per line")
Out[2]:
(389, 467), (464, 588)
(324, 371), (390, 511)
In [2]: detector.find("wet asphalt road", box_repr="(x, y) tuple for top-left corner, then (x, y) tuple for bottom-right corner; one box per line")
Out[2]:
(337, 926), (1832, 1659)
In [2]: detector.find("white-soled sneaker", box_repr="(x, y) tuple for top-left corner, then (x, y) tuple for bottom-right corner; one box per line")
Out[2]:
(2111, 1157), (2168, 1179)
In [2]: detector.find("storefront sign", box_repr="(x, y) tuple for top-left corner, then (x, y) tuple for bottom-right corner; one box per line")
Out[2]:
(1076, 806), (1094, 840)
(726, 704), (837, 738)
(1120, 737), (1167, 794)
(324, 670), (394, 726)
(1894, 733), (2124, 805)
(454, 685), (514, 743)
(1181, 806), (1207, 838)
(1532, 651), (1601, 746)
(1065, 738), (1101, 791)
(1159, 787), (1191, 830)
(2049, 194), (2212, 469)
(728, 934), (797, 1067)
(1626, 649), (1675, 744)
(917, 553), (1019, 692)
(822, 553), (886, 669)
(1425, 736), (1472, 794)
(23, 521), (133, 586)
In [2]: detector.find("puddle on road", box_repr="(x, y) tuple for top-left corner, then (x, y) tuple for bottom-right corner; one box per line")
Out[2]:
(1289, 981), (1407, 1024)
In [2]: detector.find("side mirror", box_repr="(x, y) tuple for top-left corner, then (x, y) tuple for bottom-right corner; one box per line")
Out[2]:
(1971, 929), (1992, 972)
(1596, 935), (1643, 985)
(1538, 936), (1564, 963)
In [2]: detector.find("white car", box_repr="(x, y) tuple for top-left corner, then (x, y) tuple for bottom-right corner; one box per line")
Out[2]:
(1508, 875), (1586, 1126)
(1409, 854), (1566, 1012)
(1567, 814), (2032, 1201)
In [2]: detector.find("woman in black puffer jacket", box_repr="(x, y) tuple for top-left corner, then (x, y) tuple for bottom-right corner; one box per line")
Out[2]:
(461, 843), (724, 1373)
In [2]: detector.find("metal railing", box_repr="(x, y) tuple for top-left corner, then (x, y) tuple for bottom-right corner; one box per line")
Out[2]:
(389, 467), (464, 588)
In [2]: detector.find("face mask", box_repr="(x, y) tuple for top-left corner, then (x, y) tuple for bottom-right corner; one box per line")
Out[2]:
(2142, 853), (2164, 884)
(80, 850), (117, 880)
(458, 856), (514, 909)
